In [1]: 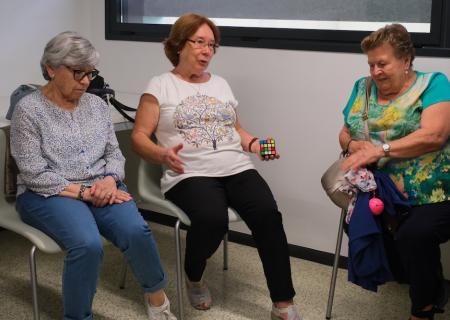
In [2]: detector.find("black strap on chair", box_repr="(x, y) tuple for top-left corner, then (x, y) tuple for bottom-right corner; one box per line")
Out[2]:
(87, 74), (137, 123)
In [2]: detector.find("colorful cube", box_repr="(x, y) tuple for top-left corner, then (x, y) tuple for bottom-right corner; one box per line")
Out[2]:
(259, 138), (277, 159)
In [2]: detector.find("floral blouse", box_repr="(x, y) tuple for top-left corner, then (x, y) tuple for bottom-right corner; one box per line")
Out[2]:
(343, 72), (450, 206)
(10, 90), (125, 197)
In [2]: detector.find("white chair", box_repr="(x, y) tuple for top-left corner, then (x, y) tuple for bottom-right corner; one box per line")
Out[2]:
(0, 129), (127, 320)
(136, 159), (242, 320)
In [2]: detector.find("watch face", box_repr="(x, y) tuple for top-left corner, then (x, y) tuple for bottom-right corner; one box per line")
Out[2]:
(383, 143), (390, 153)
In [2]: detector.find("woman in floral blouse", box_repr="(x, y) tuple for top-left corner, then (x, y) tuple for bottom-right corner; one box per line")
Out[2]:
(10, 31), (176, 320)
(340, 24), (450, 320)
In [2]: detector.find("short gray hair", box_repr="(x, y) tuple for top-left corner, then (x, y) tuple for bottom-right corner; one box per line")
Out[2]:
(40, 31), (100, 80)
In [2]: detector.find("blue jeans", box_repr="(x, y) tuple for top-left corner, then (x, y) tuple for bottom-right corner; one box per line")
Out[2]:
(16, 183), (167, 320)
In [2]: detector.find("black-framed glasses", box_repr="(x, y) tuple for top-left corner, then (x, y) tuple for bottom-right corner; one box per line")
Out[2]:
(187, 38), (219, 53)
(65, 66), (99, 81)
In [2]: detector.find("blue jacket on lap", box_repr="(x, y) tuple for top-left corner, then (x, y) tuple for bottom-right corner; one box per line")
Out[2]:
(348, 169), (411, 292)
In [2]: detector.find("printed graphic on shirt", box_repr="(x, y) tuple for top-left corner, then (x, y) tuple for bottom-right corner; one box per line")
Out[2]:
(173, 93), (236, 150)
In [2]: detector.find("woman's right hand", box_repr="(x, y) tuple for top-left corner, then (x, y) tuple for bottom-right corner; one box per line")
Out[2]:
(83, 188), (132, 207)
(162, 143), (185, 173)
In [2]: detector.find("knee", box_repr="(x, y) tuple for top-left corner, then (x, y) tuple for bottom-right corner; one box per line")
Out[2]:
(397, 222), (436, 247)
(251, 204), (283, 227)
(68, 238), (103, 264)
(121, 220), (152, 247)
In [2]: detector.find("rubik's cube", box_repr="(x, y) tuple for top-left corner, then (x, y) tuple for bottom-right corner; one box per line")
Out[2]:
(259, 138), (277, 159)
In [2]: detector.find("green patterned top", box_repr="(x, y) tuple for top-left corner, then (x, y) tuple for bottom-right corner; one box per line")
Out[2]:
(343, 72), (450, 206)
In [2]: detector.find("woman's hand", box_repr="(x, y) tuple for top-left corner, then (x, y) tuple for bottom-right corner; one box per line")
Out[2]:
(89, 176), (118, 207)
(341, 142), (384, 171)
(162, 143), (185, 173)
(347, 140), (373, 154)
(252, 137), (280, 161)
(83, 188), (132, 207)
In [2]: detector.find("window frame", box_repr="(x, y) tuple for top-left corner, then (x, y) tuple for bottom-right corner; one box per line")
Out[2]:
(105, 0), (450, 57)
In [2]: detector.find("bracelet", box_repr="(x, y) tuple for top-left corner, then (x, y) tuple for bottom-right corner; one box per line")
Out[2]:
(344, 139), (354, 154)
(77, 184), (87, 201)
(248, 137), (259, 153)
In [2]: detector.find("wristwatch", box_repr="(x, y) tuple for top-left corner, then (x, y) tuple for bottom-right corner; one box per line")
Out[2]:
(382, 143), (391, 156)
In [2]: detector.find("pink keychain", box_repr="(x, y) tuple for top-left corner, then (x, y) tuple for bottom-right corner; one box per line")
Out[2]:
(369, 196), (384, 215)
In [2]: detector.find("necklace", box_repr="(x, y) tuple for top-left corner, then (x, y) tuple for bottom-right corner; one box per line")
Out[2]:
(171, 70), (209, 95)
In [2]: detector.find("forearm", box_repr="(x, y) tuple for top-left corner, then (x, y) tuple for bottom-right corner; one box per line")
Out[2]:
(59, 183), (86, 200)
(387, 128), (448, 159)
(339, 126), (352, 151)
(131, 131), (167, 164)
(16, 165), (71, 197)
(237, 128), (257, 152)
(103, 127), (126, 180)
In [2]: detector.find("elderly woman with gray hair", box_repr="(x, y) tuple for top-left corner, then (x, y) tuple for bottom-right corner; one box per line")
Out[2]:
(10, 31), (176, 320)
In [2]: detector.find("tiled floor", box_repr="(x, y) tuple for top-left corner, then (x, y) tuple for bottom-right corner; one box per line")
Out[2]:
(0, 222), (448, 320)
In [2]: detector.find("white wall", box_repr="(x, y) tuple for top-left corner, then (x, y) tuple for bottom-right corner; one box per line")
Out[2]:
(1, 1), (450, 271)
(0, 0), (92, 98)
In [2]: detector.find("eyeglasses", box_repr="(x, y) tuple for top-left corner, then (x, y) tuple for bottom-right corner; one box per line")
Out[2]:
(187, 38), (219, 53)
(65, 66), (99, 81)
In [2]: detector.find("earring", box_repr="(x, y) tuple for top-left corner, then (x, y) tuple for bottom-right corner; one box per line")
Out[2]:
(405, 69), (409, 75)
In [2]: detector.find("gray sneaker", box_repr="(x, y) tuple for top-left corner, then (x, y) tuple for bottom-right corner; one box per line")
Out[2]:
(185, 278), (212, 310)
(145, 295), (177, 320)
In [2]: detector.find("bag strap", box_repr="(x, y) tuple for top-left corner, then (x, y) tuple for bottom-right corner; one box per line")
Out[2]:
(362, 76), (372, 142)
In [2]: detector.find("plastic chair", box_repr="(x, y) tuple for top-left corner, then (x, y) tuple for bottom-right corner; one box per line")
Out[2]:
(136, 159), (242, 320)
(0, 129), (127, 320)
(325, 209), (347, 319)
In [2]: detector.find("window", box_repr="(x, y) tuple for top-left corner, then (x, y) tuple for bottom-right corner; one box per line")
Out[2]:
(106, 0), (450, 57)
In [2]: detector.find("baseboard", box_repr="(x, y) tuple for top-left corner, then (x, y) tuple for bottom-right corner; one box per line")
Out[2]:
(141, 210), (348, 269)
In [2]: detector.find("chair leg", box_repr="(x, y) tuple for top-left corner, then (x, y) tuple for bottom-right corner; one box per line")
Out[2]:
(119, 256), (127, 289)
(325, 209), (346, 319)
(223, 232), (228, 271)
(30, 245), (39, 320)
(175, 220), (184, 320)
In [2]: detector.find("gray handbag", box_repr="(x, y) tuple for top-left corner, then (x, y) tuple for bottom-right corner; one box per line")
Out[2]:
(321, 77), (372, 209)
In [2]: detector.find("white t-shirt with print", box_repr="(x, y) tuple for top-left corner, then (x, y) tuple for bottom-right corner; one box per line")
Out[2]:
(144, 72), (255, 194)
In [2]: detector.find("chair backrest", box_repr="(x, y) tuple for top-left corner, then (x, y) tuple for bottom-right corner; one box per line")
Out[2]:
(0, 128), (60, 252)
(136, 158), (241, 224)
(0, 129), (16, 209)
(136, 159), (191, 223)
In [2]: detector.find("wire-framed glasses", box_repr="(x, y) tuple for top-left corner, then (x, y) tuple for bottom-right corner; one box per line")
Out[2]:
(187, 38), (219, 53)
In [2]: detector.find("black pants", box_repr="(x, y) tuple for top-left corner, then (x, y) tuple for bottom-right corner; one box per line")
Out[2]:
(165, 169), (296, 302)
(396, 201), (450, 314)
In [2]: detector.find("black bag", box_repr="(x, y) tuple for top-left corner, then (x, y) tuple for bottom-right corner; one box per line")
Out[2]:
(87, 74), (137, 123)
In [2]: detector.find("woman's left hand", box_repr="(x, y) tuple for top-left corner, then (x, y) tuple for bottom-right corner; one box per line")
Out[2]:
(90, 176), (118, 206)
(253, 136), (280, 161)
(341, 142), (383, 171)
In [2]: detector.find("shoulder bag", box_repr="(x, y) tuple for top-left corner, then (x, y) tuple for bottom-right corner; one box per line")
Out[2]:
(321, 77), (372, 209)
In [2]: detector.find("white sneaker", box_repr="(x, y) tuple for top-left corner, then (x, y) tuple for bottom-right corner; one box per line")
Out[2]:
(271, 304), (303, 320)
(145, 294), (177, 320)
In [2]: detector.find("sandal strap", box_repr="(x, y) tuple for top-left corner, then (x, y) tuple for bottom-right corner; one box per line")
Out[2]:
(411, 306), (444, 320)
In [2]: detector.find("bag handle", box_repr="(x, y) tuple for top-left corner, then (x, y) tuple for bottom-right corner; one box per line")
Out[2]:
(362, 76), (372, 142)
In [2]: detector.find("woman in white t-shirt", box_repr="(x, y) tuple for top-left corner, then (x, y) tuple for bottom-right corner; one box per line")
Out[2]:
(131, 13), (302, 320)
